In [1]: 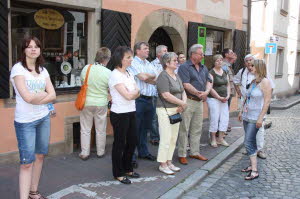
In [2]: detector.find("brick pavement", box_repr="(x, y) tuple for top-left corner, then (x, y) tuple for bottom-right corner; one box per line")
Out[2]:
(0, 118), (243, 199)
(182, 103), (300, 199)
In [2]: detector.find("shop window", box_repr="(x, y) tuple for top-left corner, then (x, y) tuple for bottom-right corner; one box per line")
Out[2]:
(204, 29), (224, 69)
(11, 2), (87, 93)
(275, 48), (284, 78)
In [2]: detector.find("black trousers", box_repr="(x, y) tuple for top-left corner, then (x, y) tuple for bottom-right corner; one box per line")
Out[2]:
(110, 111), (137, 178)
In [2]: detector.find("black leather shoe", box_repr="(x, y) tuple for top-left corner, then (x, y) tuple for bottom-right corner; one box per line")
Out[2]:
(139, 154), (156, 161)
(150, 140), (159, 146)
(115, 176), (131, 184)
(126, 172), (140, 178)
(132, 161), (138, 169)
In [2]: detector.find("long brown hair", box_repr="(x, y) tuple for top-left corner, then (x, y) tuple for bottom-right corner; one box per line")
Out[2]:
(20, 36), (45, 74)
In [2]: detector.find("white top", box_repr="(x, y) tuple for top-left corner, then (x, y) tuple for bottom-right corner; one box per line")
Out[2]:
(109, 69), (136, 113)
(10, 62), (50, 123)
(233, 67), (275, 97)
(242, 83), (264, 122)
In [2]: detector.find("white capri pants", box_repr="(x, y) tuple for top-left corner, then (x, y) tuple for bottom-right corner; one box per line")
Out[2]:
(207, 97), (229, 133)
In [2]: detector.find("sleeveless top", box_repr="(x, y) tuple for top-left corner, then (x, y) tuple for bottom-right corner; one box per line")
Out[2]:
(242, 82), (264, 123)
(208, 69), (228, 98)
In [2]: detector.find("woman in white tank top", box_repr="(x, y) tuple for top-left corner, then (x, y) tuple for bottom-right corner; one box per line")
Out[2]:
(238, 59), (272, 180)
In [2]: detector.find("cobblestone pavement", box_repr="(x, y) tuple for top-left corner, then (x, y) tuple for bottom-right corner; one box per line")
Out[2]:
(182, 103), (300, 199)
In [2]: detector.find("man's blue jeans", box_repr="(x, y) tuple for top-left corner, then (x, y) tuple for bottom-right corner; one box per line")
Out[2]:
(150, 97), (160, 141)
(135, 97), (154, 157)
(243, 120), (259, 156)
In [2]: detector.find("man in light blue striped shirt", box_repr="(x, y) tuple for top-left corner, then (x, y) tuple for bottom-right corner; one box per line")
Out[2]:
(149, 45), (168, 146)
(127, 42), (158, 165)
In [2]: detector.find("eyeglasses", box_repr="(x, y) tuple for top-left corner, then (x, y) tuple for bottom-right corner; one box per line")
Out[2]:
(193, 53), (205, 57)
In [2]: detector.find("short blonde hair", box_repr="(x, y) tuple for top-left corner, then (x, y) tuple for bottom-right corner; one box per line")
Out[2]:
(212, 54), (223, 67)
(252, 59), (267, 80)
(95, 47), (111, 64)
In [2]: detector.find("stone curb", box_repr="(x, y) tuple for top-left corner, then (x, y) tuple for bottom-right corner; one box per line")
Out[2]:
(271, 98), (300, 110)
(158, 136), (245, 199)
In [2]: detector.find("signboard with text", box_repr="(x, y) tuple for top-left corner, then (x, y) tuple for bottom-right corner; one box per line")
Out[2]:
(34, 9), (64, 30)
(265, 43), (277, 54)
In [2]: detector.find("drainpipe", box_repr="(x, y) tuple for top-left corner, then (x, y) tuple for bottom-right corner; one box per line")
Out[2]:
(247, 0), (251, 54)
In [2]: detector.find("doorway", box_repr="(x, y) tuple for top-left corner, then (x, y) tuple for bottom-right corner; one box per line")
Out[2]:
(148, 27), (174, 61)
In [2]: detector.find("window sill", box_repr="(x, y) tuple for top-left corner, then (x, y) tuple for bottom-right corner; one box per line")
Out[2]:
(275, 74), (283, 78)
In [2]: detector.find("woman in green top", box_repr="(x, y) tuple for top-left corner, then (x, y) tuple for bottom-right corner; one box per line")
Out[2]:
(207, 54), (231, 148)
(79, 47), (112, 160)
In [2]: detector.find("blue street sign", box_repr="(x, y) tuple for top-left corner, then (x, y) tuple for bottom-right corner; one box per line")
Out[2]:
(265, 43), (277, 54)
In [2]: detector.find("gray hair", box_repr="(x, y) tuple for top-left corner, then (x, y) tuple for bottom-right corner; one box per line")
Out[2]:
(160, 52), (178, 70)
(244, 54), (257, 62)
(156, 45), (167, 56)
(188, 44), (203, 57)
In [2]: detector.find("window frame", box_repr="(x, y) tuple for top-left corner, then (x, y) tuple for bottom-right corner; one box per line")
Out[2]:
(280, 0), (289, 16)
(275, 47), (284, 78)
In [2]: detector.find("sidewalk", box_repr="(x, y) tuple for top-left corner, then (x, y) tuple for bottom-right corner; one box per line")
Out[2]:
(1, 95), (298, 199)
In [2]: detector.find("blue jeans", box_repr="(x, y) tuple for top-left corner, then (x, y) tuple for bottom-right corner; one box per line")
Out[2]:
(150, 97), (160, 141)
(243, 120), (259, 156)
(135, 97), (154, 157)
(14, 114), (50, 164)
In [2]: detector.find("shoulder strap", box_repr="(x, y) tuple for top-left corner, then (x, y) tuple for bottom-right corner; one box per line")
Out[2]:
(241, 67), (246, 81)
(83, 64), (93, 86)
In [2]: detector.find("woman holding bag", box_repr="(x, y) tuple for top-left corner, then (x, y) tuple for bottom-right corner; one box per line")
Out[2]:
(78, 47), (112, 160)
(156, 52), (187, 175)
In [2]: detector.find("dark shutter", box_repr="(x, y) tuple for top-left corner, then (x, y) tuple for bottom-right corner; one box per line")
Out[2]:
(101, 9), (131, 70)
(0, 0), (9, 98)
(233, 30), (247, 74)
(187, 22), (205, 58)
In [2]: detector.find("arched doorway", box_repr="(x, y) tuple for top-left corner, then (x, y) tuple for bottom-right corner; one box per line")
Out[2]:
(134, 9), (186, 58)
(148, 27), (174, 61)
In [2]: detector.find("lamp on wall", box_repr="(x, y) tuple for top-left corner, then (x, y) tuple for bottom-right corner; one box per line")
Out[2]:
(251, 0), (267, 7)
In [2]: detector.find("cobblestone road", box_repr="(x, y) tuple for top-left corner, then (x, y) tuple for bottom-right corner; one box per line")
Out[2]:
(182, 103), (300, 199)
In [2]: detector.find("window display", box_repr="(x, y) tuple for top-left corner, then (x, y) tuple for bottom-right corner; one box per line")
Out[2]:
(11, 2), (87, 93)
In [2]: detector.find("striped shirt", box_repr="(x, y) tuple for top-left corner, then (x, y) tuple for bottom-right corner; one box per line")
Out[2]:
(151, 57), (163, 74)
(127, 56), (158, 96)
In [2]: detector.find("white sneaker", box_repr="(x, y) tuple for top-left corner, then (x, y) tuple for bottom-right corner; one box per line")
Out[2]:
(159, 165), (175, 175)
(168, 164), (181, 172)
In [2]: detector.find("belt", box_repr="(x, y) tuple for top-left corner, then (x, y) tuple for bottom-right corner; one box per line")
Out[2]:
(140, 94), (153, 100)
(187, 95), (201, 102)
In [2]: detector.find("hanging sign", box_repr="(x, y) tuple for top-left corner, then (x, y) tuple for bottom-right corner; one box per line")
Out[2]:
(34, 9), (64, 30)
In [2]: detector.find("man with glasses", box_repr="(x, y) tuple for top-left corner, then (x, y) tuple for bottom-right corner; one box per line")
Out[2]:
(221, 48), (236, 132)
(177, 44), (212, 165)
(233, 54), (275, 159)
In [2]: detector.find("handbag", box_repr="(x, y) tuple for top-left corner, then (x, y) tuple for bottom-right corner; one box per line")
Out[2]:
(75, 64), (92, 110)
(158, 94), (182, 124)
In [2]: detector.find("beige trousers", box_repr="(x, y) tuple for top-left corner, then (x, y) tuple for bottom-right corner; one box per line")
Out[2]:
(156, 107), (180, 163)
(80, 106), (107, 156)
(178, 99), (203, 157)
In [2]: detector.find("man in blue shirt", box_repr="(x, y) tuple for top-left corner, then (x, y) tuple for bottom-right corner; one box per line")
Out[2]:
(177, 44), (212, 165)
(128, 42), (158, 167)
(149, 45), (168, 146)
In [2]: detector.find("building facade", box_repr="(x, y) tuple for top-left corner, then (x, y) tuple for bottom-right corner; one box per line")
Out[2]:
(0, 0), (245, 163)
(250, 0), (300, 97)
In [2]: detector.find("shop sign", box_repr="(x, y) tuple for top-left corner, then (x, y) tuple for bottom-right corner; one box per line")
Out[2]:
(34, 9), (64, 30)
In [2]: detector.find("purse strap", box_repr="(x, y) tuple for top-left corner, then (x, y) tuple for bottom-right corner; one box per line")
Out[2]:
(158, 94), (170, 117)
(83, 64), (93, 86)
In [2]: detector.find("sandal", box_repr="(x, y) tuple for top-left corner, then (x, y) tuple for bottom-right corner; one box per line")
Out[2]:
(241, 166), (252, 172)
(29, 191), (48, 199)
(245, 170), (259, 180)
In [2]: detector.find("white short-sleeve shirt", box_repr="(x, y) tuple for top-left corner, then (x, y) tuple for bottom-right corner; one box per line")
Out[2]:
(109, 69), (136, 113)
(10, 62), (50, 123)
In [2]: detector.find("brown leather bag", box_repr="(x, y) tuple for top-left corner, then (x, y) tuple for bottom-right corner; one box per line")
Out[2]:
(75, 64), (92, 110)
